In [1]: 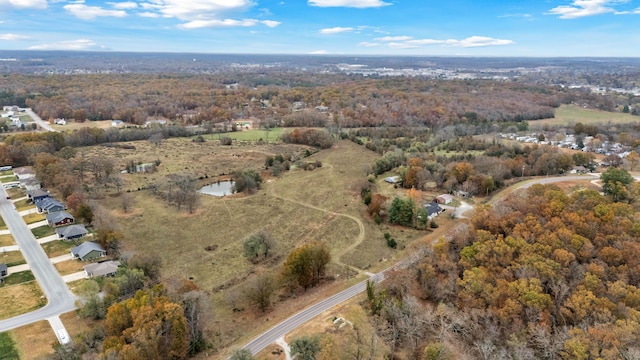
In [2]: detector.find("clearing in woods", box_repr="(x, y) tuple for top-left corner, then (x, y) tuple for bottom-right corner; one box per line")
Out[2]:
(532, 104), (640, 126)
(91, 137), (426, 349)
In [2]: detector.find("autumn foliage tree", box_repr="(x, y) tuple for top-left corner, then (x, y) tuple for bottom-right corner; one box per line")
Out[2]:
(282, 241), (331, 291)
(103, 286), (189, 360)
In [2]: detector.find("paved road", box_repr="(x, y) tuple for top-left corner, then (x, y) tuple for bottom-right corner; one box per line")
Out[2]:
(0, 186), (76, 332)
(241, 174), (601, 356)
(24, 108), (55, 132)
(243, 272), (385, 355)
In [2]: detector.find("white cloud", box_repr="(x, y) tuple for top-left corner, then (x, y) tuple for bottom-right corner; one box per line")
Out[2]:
(0, 33), (31, 40)
(28, 39), (105, 50)
(380, 36), (514, 49)
(261, 20), (281, 28)
(547, 0), (628, 19)
(144, 0), (256, 20)
(138, 11), (160, 17)
(0, 0), (47, 9)
(64, 4), (128, 20)
(308, 0), (391, 8)
(178, 18), (280, 29)
(358, 41), (381, 47)
(309, 50), (328, 54)
(108, 1), (138, 9)
(320, 27), (354, 34)
(375, 35), (412, 42)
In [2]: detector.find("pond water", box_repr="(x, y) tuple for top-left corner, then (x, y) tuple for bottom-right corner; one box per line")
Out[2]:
(198, 181), (235, 197)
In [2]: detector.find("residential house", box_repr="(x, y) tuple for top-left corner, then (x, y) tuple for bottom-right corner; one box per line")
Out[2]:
(46, 211), (75, 227)
(21, 178), (42, 191)
(144, 119), (167, 127)
(84, 260), (120, 277)
(13, 166), (35, 180)
(0, 263), (7, 277)
(56, 224), (88, 241)
(570, 166), (589, 174)
(35, 197), (65, 213)
(435, 194), (454, 205)
(71, 242), (106, 261)
(53, 118), (67, 125)
(27, 189), (50, 202)
(425, 201), (445, 219)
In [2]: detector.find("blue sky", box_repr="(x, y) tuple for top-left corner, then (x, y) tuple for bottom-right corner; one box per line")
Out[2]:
(0, 0), (639, 56)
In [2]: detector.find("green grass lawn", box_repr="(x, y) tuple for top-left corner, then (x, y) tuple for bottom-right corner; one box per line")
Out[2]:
(14, 198), (33, 212)
(0, 332), (19, 360)
(0, 176), (17, 183)
(31, 225), (55, 239)
(41, 240), (75, 257)
(0, 271), (35, 287)
(533, 104), (640, 126)
(0, 170), (13, 176)
(0, 251), (25, 267)
(6, 187), (24, 199)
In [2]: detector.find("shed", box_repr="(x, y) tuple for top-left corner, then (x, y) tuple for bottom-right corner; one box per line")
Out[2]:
(384, 176), (401, 184)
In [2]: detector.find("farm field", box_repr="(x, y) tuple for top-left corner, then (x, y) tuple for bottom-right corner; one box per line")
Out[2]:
(533, 104), (640, 126)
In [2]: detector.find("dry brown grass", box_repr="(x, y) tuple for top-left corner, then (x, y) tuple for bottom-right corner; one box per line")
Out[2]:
(54, 260), (85, 275)
(12, 320), (57, 359)
(22, 212), (46, 224)
(0, 282), (45, 319)
(0, 250), (25, 266)
(52, 120), (113, 131)
(0, 234), (15, 247)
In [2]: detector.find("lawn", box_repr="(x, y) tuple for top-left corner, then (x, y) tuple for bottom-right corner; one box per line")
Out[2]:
(31, 225), (56, 239)
(0, 281), (45, 320)
(0, 176), (17, 183)
(0, 270), (35, 287)
(11, 320), (57, 359)
(533, 104), (640, 126)
(54, 259), (84, 275)
(0, 250), (25, 267)
(22, 212), (45, 224)
(0, 234), (15, 247)
(0, 332), (19, 360)
(5, 187), (24, 199)
(0, 217), (6, 230)
(42, 240), (75, 257)
(0, 170), (13, 176)
(51, 119), (113, 131)
(14, 198), (33, 211)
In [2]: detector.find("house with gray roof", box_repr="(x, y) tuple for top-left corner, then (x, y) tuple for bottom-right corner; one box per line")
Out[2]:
(71, 242), (106, 261)
(27, 189), (50, 202)
(35, 197), (65, 213)
(46, 211), (75, 227)
(56, 224), (88, 241)
(84, 260), (120, 277)
(425, 201), (445, 219)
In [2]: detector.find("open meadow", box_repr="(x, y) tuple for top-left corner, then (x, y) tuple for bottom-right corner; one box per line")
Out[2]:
(87, 136), (430, 350)
(532, 104), (640, 126)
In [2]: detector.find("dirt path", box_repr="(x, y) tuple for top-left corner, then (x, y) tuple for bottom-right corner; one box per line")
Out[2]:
(266, 169), (367, 274)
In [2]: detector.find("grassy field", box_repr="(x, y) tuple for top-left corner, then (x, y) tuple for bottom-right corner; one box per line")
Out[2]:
(0, 234), (14, 247)
(42, 240), (75, 257)
(0, 176), (17, 183)
(22, 212), (45, 224)
(0, 250), (25, 267)
(54, 260), (84, 275)
(51, 119), (113, 131)
(0, 332), (19, 360)
(31, 225), (56, 239)
(206, 128), (285, 142)
(12, 319), (57, 359)
(533, 104), (640, 126)
(0, 271), (35, 287)
(0, 281), (45, 320)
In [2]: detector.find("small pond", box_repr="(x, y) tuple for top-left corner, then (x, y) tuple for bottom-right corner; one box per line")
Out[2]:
(198, 181), (235, 197)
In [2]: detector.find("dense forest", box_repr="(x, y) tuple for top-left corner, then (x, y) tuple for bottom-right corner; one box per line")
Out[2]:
(366, 182), (640, 359)
(0, 73), (605, 127)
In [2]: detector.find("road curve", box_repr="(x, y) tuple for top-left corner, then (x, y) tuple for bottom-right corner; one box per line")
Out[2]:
(242, 174), (600, 355)
(0, 187), (76, 332)
(24, 108), (55, 132)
